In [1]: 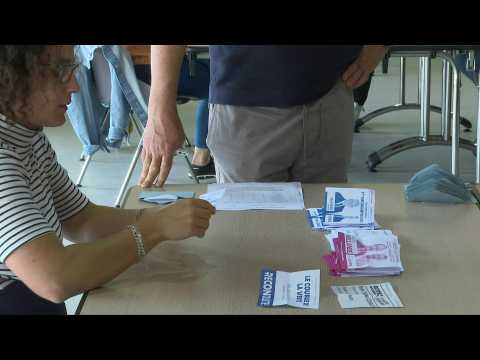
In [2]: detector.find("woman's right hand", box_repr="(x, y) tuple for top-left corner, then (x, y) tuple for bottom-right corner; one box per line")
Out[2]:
(139, 199), (216, 242)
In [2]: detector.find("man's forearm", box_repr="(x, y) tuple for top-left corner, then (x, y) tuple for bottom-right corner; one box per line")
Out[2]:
(148, 45), (186, 123)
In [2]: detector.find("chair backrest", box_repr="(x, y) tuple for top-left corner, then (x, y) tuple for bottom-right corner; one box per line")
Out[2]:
(454, 51), (480, 87)
(91, 48), (112, 106)
(101, 45), (150, 126)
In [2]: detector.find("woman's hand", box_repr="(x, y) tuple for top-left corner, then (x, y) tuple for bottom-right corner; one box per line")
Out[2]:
(139, 199), (216, 242)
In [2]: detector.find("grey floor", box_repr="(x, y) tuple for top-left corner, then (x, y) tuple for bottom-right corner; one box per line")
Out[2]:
(48, 58), (479, 314)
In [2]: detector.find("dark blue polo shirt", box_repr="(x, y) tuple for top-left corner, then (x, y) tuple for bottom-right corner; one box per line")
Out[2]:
(209, 45), (363, 107)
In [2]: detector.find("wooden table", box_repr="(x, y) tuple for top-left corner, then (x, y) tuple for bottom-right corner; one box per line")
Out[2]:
(122, 45), (150, 65)
(79, 183), (480, 314)
(122, 45), (209, 65)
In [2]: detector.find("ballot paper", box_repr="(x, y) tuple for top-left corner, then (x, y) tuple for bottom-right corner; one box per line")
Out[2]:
(200, 182), (305, 210)
(306, 208), (381, 231)
(323, 229), (395, 251)
(331, 283), (403, 308)
(257, 269), (320, 309)
(138, 191), (196, 205)
(322, 187), (375, 228)
(323, 230), (403, 277)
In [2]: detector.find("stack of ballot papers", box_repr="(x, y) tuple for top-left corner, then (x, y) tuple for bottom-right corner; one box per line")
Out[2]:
(199, 182), (305, 210)
(322, 229), (404, 277)
(138, 191), (195, 205)
(405, 163), (472, 204)
(307, 187), (377, 231)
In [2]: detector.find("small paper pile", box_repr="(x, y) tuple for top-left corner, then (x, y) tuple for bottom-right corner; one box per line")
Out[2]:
(307, 187), (377, 231)
(405, 164), (471, 204)
(323, 229), (404, 277)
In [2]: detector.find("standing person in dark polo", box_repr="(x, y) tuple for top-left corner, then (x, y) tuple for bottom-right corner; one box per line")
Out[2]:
(140, 45), (388, 187)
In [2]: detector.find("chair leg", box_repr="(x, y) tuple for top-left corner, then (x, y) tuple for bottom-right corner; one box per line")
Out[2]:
(113, 112), (145, 208)
(114, 141), (143, 208)
(75, 108), (109, 188)
(179, 150), (200, 184)
(129, 112), (144, 137)
(76, 155), (93, 187)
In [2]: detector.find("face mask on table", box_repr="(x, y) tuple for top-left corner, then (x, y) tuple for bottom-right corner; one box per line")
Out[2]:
(404, 164), (472, 204)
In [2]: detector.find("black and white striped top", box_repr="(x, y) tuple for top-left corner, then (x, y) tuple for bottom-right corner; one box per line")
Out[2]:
(0, 114), (89, 290)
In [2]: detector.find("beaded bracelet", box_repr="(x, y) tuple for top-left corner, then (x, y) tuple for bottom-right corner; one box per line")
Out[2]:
(127, 224), (146, 260)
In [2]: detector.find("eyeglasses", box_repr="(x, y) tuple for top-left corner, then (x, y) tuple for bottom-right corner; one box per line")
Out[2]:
(41, 62), (80, 84)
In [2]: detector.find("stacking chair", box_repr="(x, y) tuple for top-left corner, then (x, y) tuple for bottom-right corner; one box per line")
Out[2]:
(74, 47), (112, 186)
(69, 45), (198, 208)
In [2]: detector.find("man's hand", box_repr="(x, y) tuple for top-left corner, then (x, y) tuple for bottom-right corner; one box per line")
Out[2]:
(139, 110), (185, 188)
(342, 45), (388, 90)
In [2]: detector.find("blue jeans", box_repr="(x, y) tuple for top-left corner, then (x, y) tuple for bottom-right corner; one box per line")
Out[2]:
(135, 57), (210, 149)
(69, 45), (150, 157)
(0, 281), (66, 315)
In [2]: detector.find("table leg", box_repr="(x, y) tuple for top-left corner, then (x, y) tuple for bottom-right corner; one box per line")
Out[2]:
(476, 80), (480, 184)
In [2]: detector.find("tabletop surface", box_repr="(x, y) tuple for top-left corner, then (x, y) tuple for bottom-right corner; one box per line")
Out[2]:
(80, 183), (480, 315)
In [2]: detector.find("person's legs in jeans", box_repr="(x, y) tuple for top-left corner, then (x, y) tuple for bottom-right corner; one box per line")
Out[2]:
(0, 281), (67, 315)
(192, 99), (211, 167)
(176, 58), (213, 170)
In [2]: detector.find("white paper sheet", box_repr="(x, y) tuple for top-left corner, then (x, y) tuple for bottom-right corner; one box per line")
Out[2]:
(200, 182), (305, 210)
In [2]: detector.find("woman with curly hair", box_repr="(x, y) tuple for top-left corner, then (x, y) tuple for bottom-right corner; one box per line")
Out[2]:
(0, 45), (215, 314)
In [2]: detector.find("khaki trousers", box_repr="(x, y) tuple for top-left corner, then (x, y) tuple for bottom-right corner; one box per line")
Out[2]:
(207, 80), (354, 183)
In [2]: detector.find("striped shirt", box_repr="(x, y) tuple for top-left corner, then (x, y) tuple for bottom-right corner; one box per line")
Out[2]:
(0, 114), (89, 290)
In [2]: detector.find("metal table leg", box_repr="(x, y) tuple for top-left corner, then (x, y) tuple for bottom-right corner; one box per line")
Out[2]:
(354, 56), (472, 133)
(366, 135), (476, 171)
(365, 52), (475, 174)
(476, 75), (480, 183)
(420, 57), (431, 141)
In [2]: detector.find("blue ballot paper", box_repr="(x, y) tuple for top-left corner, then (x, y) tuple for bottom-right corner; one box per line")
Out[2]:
(257, 269), (320, 309)
(138, 192), (196, 205)
(405, 164), (471, 204)
(322, 187), (376, 228)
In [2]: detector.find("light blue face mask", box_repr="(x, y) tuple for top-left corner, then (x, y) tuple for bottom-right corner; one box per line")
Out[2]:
(138, 192), (196, 205)
(409, 164), (466, 189)
(404, 164), (472, 204)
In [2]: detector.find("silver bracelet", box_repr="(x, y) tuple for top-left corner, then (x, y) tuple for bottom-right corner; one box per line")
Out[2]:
(127, 224), (146, 260)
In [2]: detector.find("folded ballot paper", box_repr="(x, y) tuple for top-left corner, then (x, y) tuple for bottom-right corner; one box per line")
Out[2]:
(307, 187), (377, 231)
(199, 182), (305, 210)
(323, 229), (403, 277)
(257, 269), (320, 309)
(138, 191), (196, 205)
(331, 282), (403, 308)
(405, 164), (472, 204)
